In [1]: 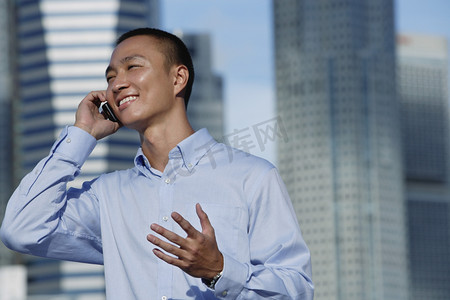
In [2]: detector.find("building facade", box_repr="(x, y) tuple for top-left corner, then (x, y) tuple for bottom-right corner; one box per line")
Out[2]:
(14, 0), (158, 298)
(273, 1), (408, 299)
(16, 0), (155, 187)
(0, 0), (15, 268)
(397, 33), (450, 300)
(181, 32), (224, 140)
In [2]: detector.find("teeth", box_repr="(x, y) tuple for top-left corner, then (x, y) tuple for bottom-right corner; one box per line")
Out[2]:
(119, 96), (137, 106)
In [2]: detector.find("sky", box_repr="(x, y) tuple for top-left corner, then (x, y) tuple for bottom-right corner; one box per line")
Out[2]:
(160, 0), (450, 165)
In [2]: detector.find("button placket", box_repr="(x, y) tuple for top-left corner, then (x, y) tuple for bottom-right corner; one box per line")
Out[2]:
(159, 177), (173, 227)
(157, 171), (175, 299)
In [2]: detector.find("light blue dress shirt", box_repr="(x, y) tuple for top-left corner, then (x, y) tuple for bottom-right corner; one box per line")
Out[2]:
(1, 126), (313, 299)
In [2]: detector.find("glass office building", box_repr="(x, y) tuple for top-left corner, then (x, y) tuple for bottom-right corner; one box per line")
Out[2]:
(14, 0), (158, 298)
(398, 33), (450, 300)
(273, 1), (409, 299)
(181, 32), (224, 141)
(0, 0), (15, 269)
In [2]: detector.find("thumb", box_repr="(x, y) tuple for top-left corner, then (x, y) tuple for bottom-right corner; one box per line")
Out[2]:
(196, 203), (214, 236)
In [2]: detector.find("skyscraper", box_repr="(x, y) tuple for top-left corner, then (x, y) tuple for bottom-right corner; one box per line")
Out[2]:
(273, 1), (408, 299)
(181, 32), (224, 140)
(16, 0), (156, 187)
(0, 0), (15, 268)
(13, 0), (159, 298)
(397, 33), (450, 300)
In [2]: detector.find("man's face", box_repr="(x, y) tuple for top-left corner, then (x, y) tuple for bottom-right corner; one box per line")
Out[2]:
(105, 35), (177, 132)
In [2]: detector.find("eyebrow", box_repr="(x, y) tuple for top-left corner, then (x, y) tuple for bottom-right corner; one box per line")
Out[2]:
(105, 55), (147, 77)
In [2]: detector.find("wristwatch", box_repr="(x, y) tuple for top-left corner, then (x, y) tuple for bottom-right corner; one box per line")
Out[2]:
(202, 270), (223, 289)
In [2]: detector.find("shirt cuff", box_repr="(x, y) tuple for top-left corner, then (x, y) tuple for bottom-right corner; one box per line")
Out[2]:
(53, 126), (97, 166)
(214, 252), (247, 299)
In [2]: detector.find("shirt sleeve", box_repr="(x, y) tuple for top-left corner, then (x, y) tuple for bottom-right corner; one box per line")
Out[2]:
(0, 126), (103, 264)
(214, 167), (314, 300)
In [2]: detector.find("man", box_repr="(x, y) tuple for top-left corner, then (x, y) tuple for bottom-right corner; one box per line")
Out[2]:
(1, 28), (313, 299)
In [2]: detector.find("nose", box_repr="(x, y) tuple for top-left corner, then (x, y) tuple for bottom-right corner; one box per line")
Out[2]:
(111, 73), (130, 93)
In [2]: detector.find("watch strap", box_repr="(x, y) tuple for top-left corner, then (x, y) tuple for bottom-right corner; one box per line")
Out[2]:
(202, 270), (223, 289)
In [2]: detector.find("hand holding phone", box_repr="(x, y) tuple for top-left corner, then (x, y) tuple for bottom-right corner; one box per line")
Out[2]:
(100, 102), (119, 123)
(75, 91), (121, 140)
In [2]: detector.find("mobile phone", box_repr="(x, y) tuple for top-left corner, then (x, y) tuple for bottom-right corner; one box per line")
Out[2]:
(100, 102), (119, 123)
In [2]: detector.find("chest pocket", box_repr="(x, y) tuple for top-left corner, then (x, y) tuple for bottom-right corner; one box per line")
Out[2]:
(179, 202), (246, 259)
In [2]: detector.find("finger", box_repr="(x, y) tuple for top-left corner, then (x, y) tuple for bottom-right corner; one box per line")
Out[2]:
(196, 203), (214, 235)
(150, 223), (186, 247)
(91, 90), (106, 99)
(94, 92), (107, 107)
(152, 248), (187, 269)
(171, 212), (200, 238)
(146, 234), (185, 258)
(84, 91), (107, 107)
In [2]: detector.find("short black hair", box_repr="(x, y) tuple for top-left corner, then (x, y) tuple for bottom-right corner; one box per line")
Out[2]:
(116, 28), (195, 108)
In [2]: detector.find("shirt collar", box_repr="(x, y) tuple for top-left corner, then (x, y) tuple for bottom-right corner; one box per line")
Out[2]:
(173, 128), (217, 172)
(134, 128), (217, 173)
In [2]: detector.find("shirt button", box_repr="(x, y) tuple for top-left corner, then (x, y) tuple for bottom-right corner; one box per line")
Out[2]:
(66, 138), (71, 143)
(162, 216), (169, 222)
(161, 296), (167, 300)
(222, 290), (228, 296)
(164, 178), (171, 184)
(187, 163), (193, 168)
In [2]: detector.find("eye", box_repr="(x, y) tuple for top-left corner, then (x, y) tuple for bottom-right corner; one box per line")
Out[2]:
(106, 75), (115, 83)
(128, 64), (140, 70)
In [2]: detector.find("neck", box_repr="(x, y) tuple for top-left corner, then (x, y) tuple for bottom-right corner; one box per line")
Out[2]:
(140, 110), (194, 172)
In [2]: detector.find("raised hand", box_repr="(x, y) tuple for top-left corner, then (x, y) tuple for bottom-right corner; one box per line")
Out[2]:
(74, 90), (121, 140)
(147, 203), (224, 280)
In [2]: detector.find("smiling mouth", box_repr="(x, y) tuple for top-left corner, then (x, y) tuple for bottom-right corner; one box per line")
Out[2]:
(119, 96), (138, 107)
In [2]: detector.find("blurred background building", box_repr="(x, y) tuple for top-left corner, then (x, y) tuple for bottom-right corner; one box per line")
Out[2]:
(0, 0), (15, 268)
(182, 33), (224, 141)
(274, 0), (408, 299)
(397, 33), (450, 300)
(6, 0), (157, 298)
(15, 0), (156, 188)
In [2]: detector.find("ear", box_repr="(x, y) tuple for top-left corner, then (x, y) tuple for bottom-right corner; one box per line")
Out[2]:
(173, 65), (189, 98)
